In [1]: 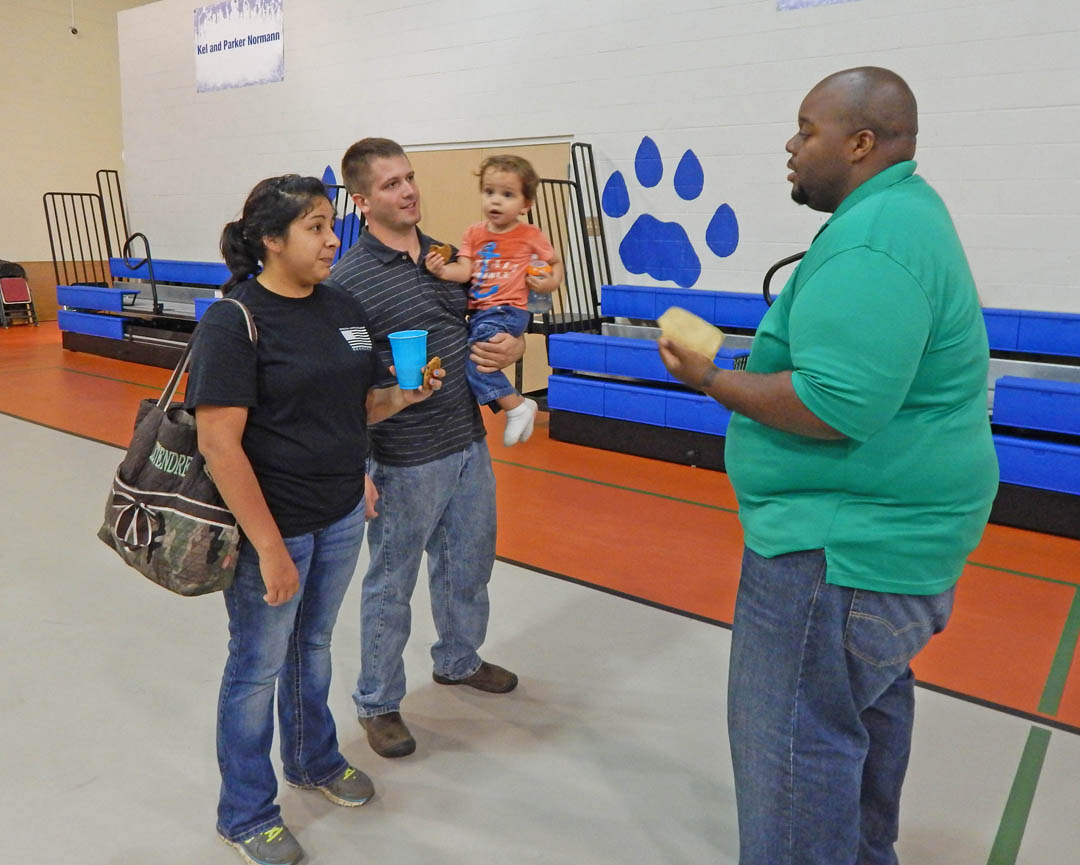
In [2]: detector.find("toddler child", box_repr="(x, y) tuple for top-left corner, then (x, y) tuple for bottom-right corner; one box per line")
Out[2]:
(425, 154), (564, 446)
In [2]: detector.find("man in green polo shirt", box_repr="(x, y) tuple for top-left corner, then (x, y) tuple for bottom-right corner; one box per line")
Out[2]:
(659, 67), (997, 865)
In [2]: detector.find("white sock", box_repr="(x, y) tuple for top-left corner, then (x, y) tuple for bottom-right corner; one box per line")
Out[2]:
(503, 397), (538, 446)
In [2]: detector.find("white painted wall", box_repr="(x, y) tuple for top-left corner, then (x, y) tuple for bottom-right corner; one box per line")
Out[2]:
(117, 0), (1080, 311)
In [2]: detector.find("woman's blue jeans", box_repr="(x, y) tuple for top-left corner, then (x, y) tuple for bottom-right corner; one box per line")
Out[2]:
(216, 500), (365, 841)
(353, 439), (496, 717)
(728, 547), (955, 865)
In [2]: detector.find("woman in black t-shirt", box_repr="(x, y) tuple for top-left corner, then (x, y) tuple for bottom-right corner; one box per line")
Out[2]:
(185, 175), (442, 865)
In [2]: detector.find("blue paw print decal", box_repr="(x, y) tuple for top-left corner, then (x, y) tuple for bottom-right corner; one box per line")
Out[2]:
(602, 137), (738, 288)
(322, 165), (364, 262)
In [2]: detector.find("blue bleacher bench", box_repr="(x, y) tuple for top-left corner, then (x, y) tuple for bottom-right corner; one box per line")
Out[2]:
(993, 376), (1080, 436)
(995, 434), (1080, 497)
(983, 307), (1080, 356)
(601, 284), (768, 330)
(56, 285), (140, 312)
(599, 288), (1080, 356)
(194, 296), (220, 320)
(109, 258), (230, 286)
(548, 374), (732, 436)
(548, 332), (748, 384)
(1016, 310), (1080, 357)
(982, 308), (1020, 352)
(551, 286), (752, 444)
(56, 309), (129, 340)
(553, 284), (1080, 537)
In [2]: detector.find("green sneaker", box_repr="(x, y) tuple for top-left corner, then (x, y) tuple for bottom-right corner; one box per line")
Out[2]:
(221, 824), (304, 865)
(288, 764), (375, 807)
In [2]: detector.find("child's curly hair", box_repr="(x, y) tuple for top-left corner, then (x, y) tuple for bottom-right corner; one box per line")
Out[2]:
(477, 154), (540, 203)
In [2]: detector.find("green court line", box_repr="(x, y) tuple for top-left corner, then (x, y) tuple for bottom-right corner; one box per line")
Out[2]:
(492, 460), (1079, 588)
(491, 457), (740, 514)
(4, 377), (1075, 585)
(1038, 587), (1080, 716)
(987, 726), (1050, 865)
(968, 559), (1080, 590)
(61, 367), (168, 391)
(0, 363), (166, 391)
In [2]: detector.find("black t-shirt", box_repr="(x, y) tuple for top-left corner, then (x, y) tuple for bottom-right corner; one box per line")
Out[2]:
(184, 278), (386, 537)
(325, 228), (486, 467)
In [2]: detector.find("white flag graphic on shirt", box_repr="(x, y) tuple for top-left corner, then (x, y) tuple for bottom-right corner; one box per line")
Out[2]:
(339, 327), (372, 351)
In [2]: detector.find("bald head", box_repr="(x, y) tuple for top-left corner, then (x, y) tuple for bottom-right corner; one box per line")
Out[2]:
(811, 67), (918, 161)
(785, 67), (919, 213)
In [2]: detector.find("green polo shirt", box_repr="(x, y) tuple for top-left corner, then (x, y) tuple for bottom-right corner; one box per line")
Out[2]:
(725, 161), (998, 595)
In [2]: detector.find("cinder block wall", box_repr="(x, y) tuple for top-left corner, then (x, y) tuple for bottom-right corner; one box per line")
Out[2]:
(117, 0), (1080, 311)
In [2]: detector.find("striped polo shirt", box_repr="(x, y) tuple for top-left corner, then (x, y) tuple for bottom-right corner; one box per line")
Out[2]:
(325, 228), (486, 467)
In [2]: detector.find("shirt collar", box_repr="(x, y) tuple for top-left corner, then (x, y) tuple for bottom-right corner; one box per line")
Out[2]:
(828, 160), (917, 226)
(358, 226), (434, 264)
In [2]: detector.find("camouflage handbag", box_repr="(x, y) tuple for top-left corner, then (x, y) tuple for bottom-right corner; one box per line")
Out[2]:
(97, 299), (257, 595)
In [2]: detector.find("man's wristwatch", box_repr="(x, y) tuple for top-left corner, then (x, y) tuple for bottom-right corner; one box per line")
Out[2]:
(700, 365), (720, 391)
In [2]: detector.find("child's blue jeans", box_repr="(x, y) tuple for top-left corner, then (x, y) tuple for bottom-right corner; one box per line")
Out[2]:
(465, 305), (532, 405)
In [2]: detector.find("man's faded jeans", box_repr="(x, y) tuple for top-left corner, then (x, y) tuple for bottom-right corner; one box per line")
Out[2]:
(728, 547), (954, 865)
(354, 439), (496, 718)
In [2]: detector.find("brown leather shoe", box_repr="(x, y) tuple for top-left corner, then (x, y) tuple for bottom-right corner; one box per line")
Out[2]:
(432, 661), (518, 693)
(360, 711), (416, 758)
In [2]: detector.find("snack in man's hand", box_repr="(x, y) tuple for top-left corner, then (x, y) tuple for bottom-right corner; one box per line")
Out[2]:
(658, 306), (725, 358)
(428, 243), (452, 261)
(420, 355), (442, 385)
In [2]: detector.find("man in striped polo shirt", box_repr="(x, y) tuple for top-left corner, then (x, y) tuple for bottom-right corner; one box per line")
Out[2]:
(326, 138), (524, 759)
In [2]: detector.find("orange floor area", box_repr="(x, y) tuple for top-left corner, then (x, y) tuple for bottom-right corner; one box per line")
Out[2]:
(4, 323), (1080, 732)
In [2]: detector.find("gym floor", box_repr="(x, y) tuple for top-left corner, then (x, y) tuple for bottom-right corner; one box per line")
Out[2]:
(2, 322), (1078, 864)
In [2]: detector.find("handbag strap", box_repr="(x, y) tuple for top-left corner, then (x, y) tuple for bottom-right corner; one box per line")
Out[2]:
(157, 298), (258, 409)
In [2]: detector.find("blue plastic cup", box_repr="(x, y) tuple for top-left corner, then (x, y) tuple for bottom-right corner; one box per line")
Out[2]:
(387, 329), (428, 389)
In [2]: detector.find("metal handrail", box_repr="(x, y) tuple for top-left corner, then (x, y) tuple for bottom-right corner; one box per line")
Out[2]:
(763, 251), (806, 306)
(121, 232), (162, 314)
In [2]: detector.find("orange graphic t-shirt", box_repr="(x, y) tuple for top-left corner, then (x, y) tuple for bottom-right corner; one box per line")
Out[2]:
(458, 221), (555, 311)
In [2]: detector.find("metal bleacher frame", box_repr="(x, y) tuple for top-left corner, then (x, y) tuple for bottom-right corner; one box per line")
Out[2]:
(44, 176), (208, 367)
(547, 256), (1080, 540)
(515, 143), (612, 408)
(44, 172), (368, 370)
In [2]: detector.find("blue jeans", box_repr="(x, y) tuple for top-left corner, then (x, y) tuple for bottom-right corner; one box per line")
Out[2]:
(354, 439), (496, 717)
(216, 500), (365, 841)
(728, 547), (955, 865)
(465, 305), (532, 405)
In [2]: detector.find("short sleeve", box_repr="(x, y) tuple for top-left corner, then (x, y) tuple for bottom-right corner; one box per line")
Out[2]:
(457, 224), (483, 259)
(347, 292), (396, 389)
(788, 248), (932, 442)
(183, 301), (258, 409)
(370, 345), (396, 389)
(529, 225), (555, 261)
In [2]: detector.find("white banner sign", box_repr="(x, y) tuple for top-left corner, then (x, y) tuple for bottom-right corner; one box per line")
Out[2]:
(778, 0), (861, 9)
(194, 0), (284, 93)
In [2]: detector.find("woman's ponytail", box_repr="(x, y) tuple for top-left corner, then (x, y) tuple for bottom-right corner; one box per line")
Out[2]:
(219, 219), (259, 295)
